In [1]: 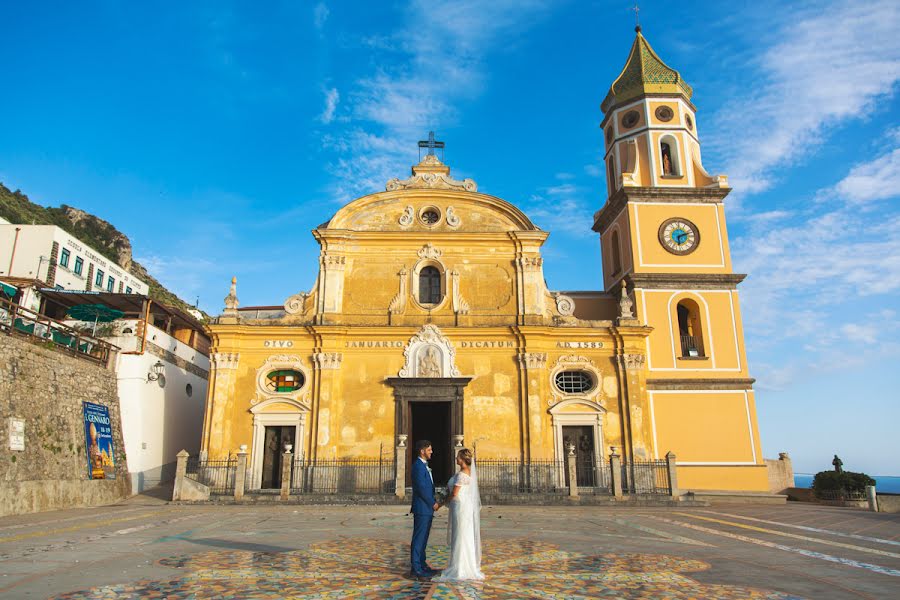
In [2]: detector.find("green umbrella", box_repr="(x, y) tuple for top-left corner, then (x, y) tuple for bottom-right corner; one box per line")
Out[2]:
(0, 281), (16, 298)
(66, 304), (124, 336)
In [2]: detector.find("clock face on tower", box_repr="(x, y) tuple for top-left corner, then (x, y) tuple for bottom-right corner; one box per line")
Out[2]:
(658, 218), (700, 255)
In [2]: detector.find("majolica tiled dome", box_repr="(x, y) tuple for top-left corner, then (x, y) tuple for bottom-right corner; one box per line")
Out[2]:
(601, 29), (694, 113)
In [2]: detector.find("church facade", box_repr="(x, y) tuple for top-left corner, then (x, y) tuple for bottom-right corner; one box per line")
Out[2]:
(200, 30), (769, 493)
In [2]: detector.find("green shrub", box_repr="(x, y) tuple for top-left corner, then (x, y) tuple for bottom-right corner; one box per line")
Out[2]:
(812, 471), (875, 497)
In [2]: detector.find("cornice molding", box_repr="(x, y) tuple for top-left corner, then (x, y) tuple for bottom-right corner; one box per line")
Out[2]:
(647, 377), (755, 390)
(627, 273), (747, 290)
(593, 187), (731, 233)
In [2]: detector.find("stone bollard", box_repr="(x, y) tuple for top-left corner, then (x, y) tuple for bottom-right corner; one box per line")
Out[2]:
(281, 445), (293, 501)
(610, 448), (623, 499)
(173, 449), (189, 501)
(395, 435), (408, 499)
(566, 444), (578, 498)
(866, 485), (878, 512)
(234, 445), (248, 502)
(666, 451), (680, 500)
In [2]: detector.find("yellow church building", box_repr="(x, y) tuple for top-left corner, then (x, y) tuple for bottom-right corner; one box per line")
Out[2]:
(200, 29), (770, 494)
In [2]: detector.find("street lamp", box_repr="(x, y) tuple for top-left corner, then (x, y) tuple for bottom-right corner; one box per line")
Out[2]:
(147, 360), (165, 382)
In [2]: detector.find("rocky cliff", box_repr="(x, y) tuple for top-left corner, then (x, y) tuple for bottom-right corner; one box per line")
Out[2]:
(0, 182), (205, 317)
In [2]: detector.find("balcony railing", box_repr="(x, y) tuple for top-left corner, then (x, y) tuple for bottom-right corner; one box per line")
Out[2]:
(680, 335), (704, 357)
(0, 296), (118, 366)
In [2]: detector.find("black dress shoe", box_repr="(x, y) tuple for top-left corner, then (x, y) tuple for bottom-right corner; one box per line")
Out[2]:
(425, 568), (442, 576)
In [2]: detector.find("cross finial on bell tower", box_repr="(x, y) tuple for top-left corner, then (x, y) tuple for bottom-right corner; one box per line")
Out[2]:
(630, 3), (641, 32)
(417, 131), (445, 161)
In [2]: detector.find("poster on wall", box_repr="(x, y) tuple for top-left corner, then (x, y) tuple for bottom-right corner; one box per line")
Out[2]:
(83, 402), (116, 480)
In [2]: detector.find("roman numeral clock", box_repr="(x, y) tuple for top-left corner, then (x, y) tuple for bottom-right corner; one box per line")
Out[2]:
(658, 217), (699, 255)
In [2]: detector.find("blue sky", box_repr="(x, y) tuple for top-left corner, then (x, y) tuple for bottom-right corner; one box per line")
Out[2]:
(1, 1), (898, 476)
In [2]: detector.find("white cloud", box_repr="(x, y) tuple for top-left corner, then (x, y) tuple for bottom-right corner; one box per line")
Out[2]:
(319, 87), (340, 124)
(313, 3), (329, 30)
(324, 1), (554, 200)
(524, 182), (594, 238)
(831, 146), (900, 204)
(706, 0), (900, 196)
(840, 323), (880, 344)
(584, 164), (603, 178)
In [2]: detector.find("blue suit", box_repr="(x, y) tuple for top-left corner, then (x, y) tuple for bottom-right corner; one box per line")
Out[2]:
(410, 457), (436, 575)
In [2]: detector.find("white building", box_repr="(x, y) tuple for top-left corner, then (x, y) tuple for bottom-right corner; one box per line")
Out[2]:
(0, 224), (148, 295)
(39, 289), (209, 495)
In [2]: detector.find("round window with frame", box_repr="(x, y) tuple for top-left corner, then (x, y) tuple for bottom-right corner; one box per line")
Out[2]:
(265, 369), (305, 393)
(419, 208), (441, 226)
(554, 370), (595, 395)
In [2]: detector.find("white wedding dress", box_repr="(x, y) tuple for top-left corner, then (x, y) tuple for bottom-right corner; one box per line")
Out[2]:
(433, 465), (485, 582)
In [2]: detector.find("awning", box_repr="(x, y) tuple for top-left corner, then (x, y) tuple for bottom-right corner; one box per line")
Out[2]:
(0, 281), (17, 297)
(37, 288), (206, 333)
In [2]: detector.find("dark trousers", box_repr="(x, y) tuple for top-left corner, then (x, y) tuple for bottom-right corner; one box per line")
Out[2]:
(410, 513), (433, 574)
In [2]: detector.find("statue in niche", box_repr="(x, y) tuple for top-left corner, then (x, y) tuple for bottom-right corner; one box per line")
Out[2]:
(418, 346), (442, 377)
(661, 143), (674, 176)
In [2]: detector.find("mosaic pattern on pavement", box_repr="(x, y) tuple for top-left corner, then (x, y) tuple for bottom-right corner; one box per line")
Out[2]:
(52, 537), (803, 599)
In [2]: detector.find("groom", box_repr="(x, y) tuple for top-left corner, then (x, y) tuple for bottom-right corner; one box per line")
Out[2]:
(409, 439), (441, 580)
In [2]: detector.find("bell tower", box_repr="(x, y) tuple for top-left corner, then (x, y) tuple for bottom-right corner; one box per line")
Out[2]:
(593, 27), (769, 492)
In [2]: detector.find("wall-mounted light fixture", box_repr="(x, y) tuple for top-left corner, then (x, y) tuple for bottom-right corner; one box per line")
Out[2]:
(147, 360), (165, 382)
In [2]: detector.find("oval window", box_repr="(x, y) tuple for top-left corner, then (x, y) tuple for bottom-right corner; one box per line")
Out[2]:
(554, 370), (594, 394)
(621, 110), (640, 129)
(186, 383), (193, 397)
(266, 369), (305, 393)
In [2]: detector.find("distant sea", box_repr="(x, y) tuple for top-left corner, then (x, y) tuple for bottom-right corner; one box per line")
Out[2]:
(794, 474), (900, 494)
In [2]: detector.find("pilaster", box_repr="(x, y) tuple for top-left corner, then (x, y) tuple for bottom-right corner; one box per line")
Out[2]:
(203, 351), (240, 457)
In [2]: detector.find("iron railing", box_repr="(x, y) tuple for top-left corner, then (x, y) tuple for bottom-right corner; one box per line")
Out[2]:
(622, 460), (670, 495)
(476, 459), (568, 495)
(574, 456), (613, 494)
(815, 489), (867, 503)
(291, 458), (396, 495)
(0, 296), (118, 365)
(186, 457), (237, 495)
(680, 335), (704, 357)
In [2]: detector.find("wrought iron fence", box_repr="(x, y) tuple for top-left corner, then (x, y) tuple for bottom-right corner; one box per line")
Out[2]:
(815, 489), (867, 503)
(476, 459), (569, 495)
(0, 296), (118, 365)
(622, 460), (670, 495)
(291, 458), (396, 495)
(680, 335), (704, 357)
(574, 456), (613, 494)
(186, 457), (237, 495)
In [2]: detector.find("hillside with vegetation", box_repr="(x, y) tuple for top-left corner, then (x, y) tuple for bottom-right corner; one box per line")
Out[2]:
(0, 182), (206, 318)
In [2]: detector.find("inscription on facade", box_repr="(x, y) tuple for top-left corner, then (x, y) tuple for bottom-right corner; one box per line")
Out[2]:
(460, 341), (515, 348)
(556, 341), (604, 349)
(344, 340), (517, 349)
(345, 341), (405, 348)
(264, 340), (294, 348)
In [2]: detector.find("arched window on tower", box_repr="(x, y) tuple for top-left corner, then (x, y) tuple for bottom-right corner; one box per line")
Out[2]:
(418, 266), (443, 304)
(660, 136), (681, 177)
(607, 157), (617, 195)
(610, 230), (622, 275)
(676, 299), (705, 358)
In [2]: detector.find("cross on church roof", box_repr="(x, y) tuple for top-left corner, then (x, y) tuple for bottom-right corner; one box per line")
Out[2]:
(417, 131), (445, 161)
(630, 3), (641, 32)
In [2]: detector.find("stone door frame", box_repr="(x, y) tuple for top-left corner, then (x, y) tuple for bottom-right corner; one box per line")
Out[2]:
(250, 411), (306, 490)
(385, 377), (471, 486)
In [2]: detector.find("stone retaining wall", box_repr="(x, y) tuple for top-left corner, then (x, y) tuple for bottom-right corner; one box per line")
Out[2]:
(0, 334), (130, 516)
(877, 493), (900, 513)
(765, 452), (794, 493)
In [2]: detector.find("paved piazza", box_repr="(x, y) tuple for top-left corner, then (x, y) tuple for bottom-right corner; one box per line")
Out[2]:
(1, 496), (898, 599)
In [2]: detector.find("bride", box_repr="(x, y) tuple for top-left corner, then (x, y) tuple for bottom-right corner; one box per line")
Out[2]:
(433, 448), (485, 582)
